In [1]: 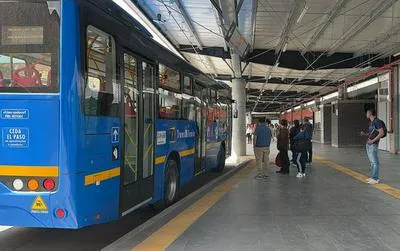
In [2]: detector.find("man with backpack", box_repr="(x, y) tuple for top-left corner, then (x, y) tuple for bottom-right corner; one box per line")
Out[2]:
(360, 108), (387, 185)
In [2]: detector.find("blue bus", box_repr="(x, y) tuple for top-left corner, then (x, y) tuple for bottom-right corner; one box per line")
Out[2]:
(0, 0), (232, 228)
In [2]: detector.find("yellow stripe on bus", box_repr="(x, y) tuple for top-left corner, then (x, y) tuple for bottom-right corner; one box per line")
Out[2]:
(155, 156), (167, 165)
(179, 148), (195, 157)
(155, 148), (195, 166)
(84, 167), (120, 186)
(0, 165), (59, 177)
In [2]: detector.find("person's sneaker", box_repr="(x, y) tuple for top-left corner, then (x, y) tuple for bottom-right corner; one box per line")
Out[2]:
(368, 179), (379, 185)
(366, 178), (373, 183)
(263, 175), (269, 179)
(255, 174), (264, 180)
(296, 173), (303, 178)
(302, 173), (306, 177)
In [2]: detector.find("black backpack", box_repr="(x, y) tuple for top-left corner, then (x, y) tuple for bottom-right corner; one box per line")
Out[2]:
(381, 120), (388, 138)
(376, 119), (388, 138)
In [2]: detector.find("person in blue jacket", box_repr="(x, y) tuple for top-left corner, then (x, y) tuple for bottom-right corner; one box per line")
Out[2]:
(293, 124), (311, 178)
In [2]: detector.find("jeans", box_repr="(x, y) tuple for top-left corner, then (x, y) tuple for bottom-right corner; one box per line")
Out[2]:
(366, 144), (379, 180)
(307, 140), (312, 163)
(295, 151), (307, 173)
(254, 146), (270, 176)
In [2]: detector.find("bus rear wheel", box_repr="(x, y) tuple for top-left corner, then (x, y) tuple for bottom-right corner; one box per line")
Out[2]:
(215, 145), (226, 172)
(164, 159), (180, 206)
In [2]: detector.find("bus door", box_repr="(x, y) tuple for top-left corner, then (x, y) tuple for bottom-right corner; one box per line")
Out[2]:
(120, 52), (154, 215)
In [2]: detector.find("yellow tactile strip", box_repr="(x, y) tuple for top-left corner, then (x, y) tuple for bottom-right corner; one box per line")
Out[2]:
(315, 155), (400, 200)
(133, 161), (254, 251)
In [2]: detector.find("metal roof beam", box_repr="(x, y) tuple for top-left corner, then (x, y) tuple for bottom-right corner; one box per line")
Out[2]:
(356, 22), (400, 56)
(213, 7), (228, 51)
(249, 0), (258, 53)
(181, 46), (389, 70)
(272, 84), (281, 92)
(301, 0), (349, 55)
(174, 0), (203, 50)
(236, 0), (245, 16)
(275, 0), (307, 54)
(328, 0), (398, 55)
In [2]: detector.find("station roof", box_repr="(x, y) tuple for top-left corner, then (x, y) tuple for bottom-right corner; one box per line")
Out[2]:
(135, 0), (400, 112)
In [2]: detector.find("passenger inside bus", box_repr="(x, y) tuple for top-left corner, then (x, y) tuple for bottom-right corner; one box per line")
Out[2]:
(124, 92), (136, 117)
(0, 55), (52, 89)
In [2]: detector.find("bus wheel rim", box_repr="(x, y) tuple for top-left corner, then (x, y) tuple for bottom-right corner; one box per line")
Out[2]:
(167, 164), (178, 202)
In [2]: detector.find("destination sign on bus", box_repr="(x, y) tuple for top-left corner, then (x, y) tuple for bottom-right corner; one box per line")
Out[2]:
(2, 26), (44, 45)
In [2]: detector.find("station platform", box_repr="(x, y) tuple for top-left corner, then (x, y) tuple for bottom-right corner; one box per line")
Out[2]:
(106, 143), (400, 251)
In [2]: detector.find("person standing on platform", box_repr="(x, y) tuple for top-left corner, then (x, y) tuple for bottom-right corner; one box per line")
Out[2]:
(293, 125), (309, 178)
(246, 124), (253, 144)
(276, 119), (290, 174)
(253, 117), (272, 180)
(303, 117), (313, 165)
(289, 120), (301, 164)
(360, 108), (386, 185)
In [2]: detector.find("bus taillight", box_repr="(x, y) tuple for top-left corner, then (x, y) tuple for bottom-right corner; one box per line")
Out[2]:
(55, 208), (66, 219)
(27, 179), (39, 191)
(12, 179), (24, 191)
(43, 178), (55, 191)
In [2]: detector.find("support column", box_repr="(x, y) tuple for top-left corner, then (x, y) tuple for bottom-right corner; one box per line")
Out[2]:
(231, 52), (246, 158)
(232, 78), (246, 157)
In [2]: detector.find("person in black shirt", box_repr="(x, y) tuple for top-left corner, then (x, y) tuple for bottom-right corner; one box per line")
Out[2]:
(360, 109), (385, 184)
(289, 120), (301, 165)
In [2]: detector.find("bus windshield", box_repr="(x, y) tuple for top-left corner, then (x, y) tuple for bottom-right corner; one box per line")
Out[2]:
(0, 1), (60, 93)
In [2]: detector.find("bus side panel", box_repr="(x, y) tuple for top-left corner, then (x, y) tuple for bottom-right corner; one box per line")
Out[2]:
(205, 121), (222, 171)
(73, 117), (121, 227)
(153, 119), (196, 203)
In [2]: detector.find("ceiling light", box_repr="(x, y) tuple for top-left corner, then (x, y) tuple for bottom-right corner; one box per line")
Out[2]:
(296, 5), (309, 24)
(360, 66), (371, 72)
(282, 42), (288, 52)
(112, 0), (183, 59)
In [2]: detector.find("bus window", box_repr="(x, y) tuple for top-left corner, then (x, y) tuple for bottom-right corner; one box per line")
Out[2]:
(183, 75), (192, 94)
(0, 1), (60, 93)
(159, 64), (180, 90)
(182, 94), (196, 120)
(84, 26), (119, 116)
(158, 88), (182, 119)
(158, 64), (181, 119)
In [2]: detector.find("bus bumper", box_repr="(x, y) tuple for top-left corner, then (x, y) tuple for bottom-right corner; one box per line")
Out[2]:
(0, 183), (79, 228)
